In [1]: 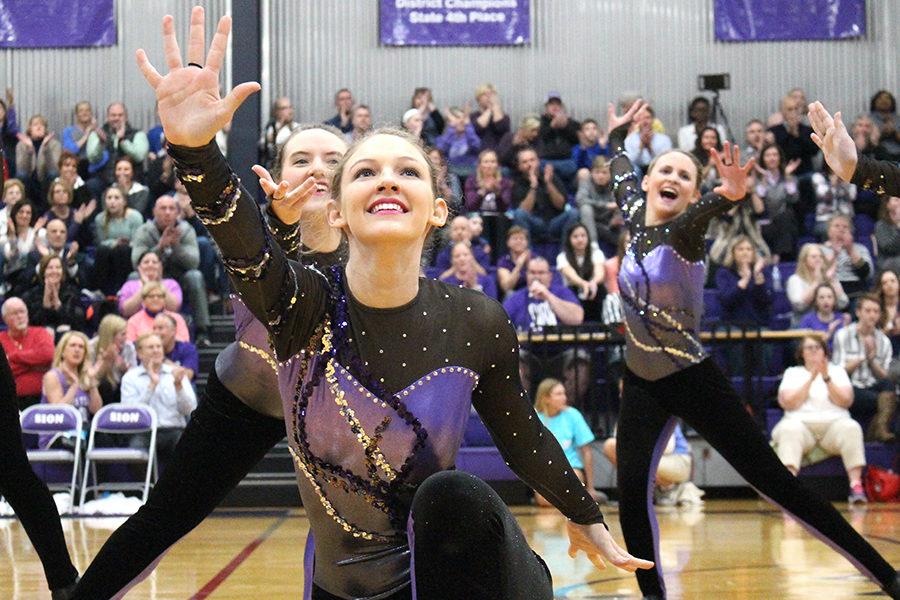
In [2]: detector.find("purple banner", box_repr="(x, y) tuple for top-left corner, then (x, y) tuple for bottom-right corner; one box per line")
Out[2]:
(380, 0), (529, 46)
(0, 0), (116, 48)
(715, 0), (865, 42)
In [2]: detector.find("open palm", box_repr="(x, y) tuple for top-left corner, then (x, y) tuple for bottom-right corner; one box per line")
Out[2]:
(710, 141), (755, 201)
(136, 6), (260, 147)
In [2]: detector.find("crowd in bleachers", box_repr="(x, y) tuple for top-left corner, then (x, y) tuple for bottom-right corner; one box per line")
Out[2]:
(0, 81), (898, 489)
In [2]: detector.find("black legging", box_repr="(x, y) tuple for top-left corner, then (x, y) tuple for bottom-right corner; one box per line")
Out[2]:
(71, 368), (287, 599)
(311, 471), (554, 600)
(617, 358), (896, 598)
(0, 347), (79, 592)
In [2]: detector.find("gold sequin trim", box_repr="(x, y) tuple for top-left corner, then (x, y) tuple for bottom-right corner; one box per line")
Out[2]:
(238, 341), (278, 372)
(198, 184), (240, 226)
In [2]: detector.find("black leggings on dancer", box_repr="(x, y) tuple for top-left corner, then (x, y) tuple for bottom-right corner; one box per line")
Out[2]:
(313, 470), (553, 600)
(0, 348), (79, 592)
(617, 358), (897, 598)
(71, 369), (287, 599)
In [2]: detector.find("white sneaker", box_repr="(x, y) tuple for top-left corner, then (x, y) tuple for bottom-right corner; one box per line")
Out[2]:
(674, 481), (705, 505)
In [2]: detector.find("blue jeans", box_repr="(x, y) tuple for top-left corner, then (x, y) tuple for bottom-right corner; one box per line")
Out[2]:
(510, 207), (579, 244)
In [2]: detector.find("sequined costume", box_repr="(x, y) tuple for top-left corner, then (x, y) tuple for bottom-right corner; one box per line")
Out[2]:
(851, 154), (900, 197)
(163, 141), (604, 600)
(606, 125), (899, 599)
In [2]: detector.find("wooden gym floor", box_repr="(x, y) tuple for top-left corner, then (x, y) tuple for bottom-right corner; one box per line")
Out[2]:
(1, 500), (898, 599)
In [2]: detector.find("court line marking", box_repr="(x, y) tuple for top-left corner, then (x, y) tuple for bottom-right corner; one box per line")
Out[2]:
(189, 512), (291, 599)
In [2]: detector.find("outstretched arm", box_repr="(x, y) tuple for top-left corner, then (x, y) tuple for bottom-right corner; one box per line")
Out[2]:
(606, 100), (648, 222)
(136, 8), (327, 360)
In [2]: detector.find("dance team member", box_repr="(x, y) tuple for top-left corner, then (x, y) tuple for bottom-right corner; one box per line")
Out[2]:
(133, 8), (652, 599)
(72, 125), (348, 599)
(809, 101), (899, 197)
(0, 149), (79, 599)
(607, 99), (899, 598)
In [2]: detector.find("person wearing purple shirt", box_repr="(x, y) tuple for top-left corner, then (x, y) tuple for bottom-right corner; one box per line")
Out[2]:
(714, 237), (772, 327)
(439, 242), (498, 301)
(796, 282), (848, 349)
(435, 108), (481, 178)
(433, 215), (492, 273)
(153, 313), (199, 380)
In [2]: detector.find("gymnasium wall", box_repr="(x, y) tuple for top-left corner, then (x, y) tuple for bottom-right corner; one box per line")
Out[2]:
(2, 0), (896, 139)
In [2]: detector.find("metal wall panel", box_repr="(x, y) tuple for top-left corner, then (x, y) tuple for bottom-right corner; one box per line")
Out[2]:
(268, 0), (897, 142)
(0, 0), (231, 133)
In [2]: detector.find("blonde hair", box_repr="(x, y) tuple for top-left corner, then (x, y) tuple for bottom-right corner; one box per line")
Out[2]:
(795, 243), (824, 283)
(474, 83), (496, 99)
(52, 331), (91, 387)
(94, 314), (127, 384)
(2, 178), (25, 202)
(533, 378), (564, 414)
(519, 115), (540, 131)
(722, 235), (756, 269)
(646, 150), (703, 193)
(134, 332), (161, 353)
(140, 280), (165, 299)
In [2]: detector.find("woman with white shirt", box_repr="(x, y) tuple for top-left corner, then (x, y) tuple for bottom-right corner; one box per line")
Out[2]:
(557, 221), (605, 321)
(772, 334), (866, 504)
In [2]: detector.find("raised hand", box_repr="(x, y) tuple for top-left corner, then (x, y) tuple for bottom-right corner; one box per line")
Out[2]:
(808, 101), (857, 183)
(251, 164), (317, 225)
(785, 158), (802, 177)
(136, 6), (261, 147)
(566, 521), (654, 573)
(710, 141), (756, 201)
(607, 99), (648, 134)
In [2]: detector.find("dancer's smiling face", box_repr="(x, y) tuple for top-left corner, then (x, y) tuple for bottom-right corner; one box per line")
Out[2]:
(329, 132), (448, 247)
(641, 151), (701, 224)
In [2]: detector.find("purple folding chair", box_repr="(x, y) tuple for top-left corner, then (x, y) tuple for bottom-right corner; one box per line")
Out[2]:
(79, 404), (158, 509)
(19, 404), (84, 510)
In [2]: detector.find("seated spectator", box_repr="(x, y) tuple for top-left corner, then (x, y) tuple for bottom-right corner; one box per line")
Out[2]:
(742, 118), (769, 162)
(346, 104), (373, 144)
(439, 242), (498, 300)
(40, 180), (95, 243)
(536, 92), (579, 188)
(504, 256), (588, 402)
(677, 96), (729, 152)
(870, 90), (900, 162)
(121, 332), (197, 465)
(875, 195), (900, 273)
(497, 115), (540, 170)
(125, 281), (190, 343)
(21, 254), (85, 337)
(93, 185), (144, 295)
(114, 156), (150, 217)
(118, 250), (182, 318)
(797, 283), (850, 349)
(509, 147), (577, 244)
(812, 165), (855, 240)
(576, 156), (622, 248)
(0, 177), (25, 235)
(787, 243), (849, 323)
(153, 312), (198, 381)
(173, 178), (226, 300)
(691, 126), (722, 192)
(533, 378), (601, 506)
(773, 334), (865, 503)
(604, 230), (630, 296)
(753, 143), (800, 261)
(624, 105), (672, 174)
(435, 107), (480, 180)
(0, 90), (20, 177)
(821, 214), (874, 296)
(410, 87), (444, 146)
(767, 87), (808, 128)
(401, 108), (428, 146)
(557, 222), (605, 321)
(768, 94), (819, 177)
(425, 147), (461, 209)
(851, 114), (881, 160)
(469, 83), (510, 152)
(604, 422), (701, 506)
(15, 114), (61, 208)
(463, 149), (512, 214)
(324, 89), (353, 135)
(874, 269), (900, 340)
(88, 313), (136, 406)
(40, 331), (102, 448)
(706, 201), (771, 285)
(28, 218), (81, 286)
(716, 236), (772, 328)
(497, 225), (531, 296)
(87, 102), (149, 187)
(61, 101), (103, 179)
(55, 150), (92, 208)
(832, 294), (896, 441)
(434, 215), (490, 273)
(132, 194), (210, 345)
(0, 297), (54, 408)
(572, 119), (607, 176)
(1, 199), (40, 296)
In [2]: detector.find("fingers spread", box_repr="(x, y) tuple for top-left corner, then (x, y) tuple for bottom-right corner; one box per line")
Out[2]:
(135, 49), (163, 88)
(221, 81), (261, 116)
(186, 5), (206, 66)
(162, 15), (183, 70)
(206, 15), (232, 73)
